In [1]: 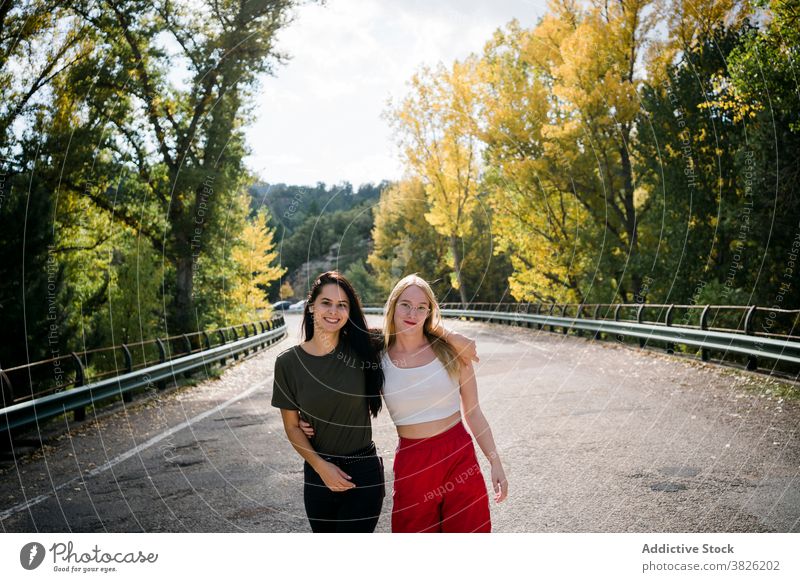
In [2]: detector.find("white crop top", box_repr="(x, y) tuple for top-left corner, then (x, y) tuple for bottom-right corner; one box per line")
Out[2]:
(381, 352), (461, 426)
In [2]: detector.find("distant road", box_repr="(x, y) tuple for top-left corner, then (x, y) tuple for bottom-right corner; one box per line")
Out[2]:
(1, 314), (798, 532)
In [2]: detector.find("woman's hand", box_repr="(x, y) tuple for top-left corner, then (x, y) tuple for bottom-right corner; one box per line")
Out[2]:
(315, 460), (355, 492)
(299, 419), (315, 439)
(490, 459), (508, 503)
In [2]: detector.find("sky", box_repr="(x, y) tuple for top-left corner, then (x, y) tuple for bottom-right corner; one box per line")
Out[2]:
(244, 0), (548, 188)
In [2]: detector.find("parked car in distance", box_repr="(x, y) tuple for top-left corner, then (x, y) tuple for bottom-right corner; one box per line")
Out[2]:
(271, 300), (292, 311)
(288, 299), (306, 312)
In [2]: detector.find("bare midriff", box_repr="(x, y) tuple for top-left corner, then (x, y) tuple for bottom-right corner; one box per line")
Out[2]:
(395, 410), (461, 440)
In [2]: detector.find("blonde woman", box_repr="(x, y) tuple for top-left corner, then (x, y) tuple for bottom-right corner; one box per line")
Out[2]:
(380, 275), (507, 532)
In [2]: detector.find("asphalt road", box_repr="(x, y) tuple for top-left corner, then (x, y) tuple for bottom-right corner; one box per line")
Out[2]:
(1, 314), (798, 532)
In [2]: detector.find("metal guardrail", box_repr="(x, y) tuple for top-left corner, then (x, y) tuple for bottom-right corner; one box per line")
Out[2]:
(363, 304), (800, 371)
(0, 316), (287, 436)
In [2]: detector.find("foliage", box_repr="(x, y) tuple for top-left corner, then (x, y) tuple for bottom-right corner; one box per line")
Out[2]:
(0, 0), (299, 367)
(194, 194), (284, 328)
(367, 178), (451, 298)
(343, 260), (384, 305)
(279, 281), (295, 300)
(388, 58), (485, 305)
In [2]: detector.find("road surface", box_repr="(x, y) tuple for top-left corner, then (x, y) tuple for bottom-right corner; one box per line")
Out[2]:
(1, 314), (798, 532)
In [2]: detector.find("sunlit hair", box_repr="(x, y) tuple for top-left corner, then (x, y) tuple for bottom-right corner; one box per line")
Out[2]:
(383, 274), (460, 379)
(303, 271), (383, 417)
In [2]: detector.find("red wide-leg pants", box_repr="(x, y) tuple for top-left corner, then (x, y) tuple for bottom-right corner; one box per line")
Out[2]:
(391, 422), (491, 533)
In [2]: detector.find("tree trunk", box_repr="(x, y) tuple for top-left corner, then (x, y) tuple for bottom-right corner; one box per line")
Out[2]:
(174, 253), (194, 333)
(620, 132), (641, 304)
(450, 234), (469, 308)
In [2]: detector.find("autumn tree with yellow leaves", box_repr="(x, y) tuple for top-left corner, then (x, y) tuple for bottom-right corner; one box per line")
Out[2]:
(388, 59), (485, 306)
(202, 199), (285, 326)
(480, 0), (661, 303)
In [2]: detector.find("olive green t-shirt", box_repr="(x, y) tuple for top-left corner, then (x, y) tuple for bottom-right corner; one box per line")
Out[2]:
(271, 340), (372, 456)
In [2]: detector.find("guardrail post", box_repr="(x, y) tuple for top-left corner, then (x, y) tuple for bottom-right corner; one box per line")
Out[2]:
(71, 352), (86, 421)
(547, 303), (555, 332)
(637, 305), (645, 348)
(155, 339), (167, 390)
(217, 330), (227, 366)
(561, 304), (568, 334)
(0, 362), (13, 408)
(0, 361), (11, 450)
(241, 324), (249, 356)
(614, 304), (623, 343)
(121, 344), (133, 402)
(182, 334), (194, 378)
(535, 303), (542, 329)
(231, 327), (240, 360)
(269, 319), (276, 343)
(575, 305), (584, 337)
(744, 305), (758, 370)
(593, 305), (602, 340)
(665, 305), (675, 354)
(202, 331), (211, 351)
(700, 305), (710, 362)
(252, 323), (258, 350)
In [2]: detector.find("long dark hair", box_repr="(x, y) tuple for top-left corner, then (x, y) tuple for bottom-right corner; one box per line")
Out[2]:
(302, 271), (383, 417)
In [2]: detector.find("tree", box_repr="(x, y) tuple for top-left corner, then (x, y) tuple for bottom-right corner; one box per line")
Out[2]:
(479, 20), (593, 303)
(68, 0), (299, 332)
(388, 57), (485, 306)
(343, 260), (383, 305)
(0, 0), (303, 369)
(198, 199), (285, 326)
(368, 178), (451, 298)
(93, 235), (164, 346)
(0, 0), (92, 150)
(719, 0), (800, 308)
(279, 281), (295, 300)
(636, 23), (751, 305)
(476, 1), (663, 303)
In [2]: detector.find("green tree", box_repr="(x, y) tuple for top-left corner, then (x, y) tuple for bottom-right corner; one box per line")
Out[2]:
(67, 0), (299, 333)
(93, 235), (164, 346)
(0, 0), (91, 149)
(720, 0), (800, 308)
(637, 24), (750, 304)
(343, 260), (384, 305)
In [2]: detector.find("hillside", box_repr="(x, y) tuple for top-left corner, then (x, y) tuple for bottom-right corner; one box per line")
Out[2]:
(249, 182), (387, 300)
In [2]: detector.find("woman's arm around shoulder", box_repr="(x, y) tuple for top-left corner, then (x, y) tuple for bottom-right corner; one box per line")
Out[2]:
(431, 322), (479, 364)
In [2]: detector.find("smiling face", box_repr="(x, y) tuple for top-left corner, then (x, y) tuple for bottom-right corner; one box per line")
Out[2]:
(392, 285), (431, 336)
(309, 283), (350, 335)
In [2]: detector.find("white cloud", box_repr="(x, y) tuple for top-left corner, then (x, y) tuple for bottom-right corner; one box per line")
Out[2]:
(244, 0), (547, 186)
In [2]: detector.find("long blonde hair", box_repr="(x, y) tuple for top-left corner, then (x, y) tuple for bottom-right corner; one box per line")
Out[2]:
(383, 275), (461, 379)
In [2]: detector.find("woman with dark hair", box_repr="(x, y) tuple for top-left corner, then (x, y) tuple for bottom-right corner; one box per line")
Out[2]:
(271, 271), (385, 533)
(273, 271), (476, 533)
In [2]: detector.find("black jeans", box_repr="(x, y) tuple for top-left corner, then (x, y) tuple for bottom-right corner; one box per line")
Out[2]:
(303, 445), (385, 533)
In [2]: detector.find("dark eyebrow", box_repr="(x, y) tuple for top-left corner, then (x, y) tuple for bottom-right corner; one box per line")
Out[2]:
(320, 296), (348, 305)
